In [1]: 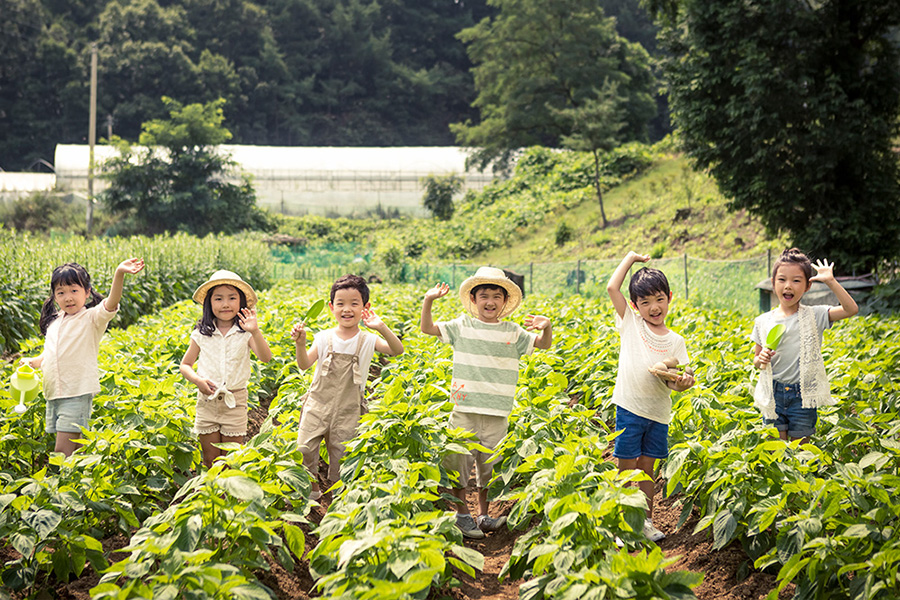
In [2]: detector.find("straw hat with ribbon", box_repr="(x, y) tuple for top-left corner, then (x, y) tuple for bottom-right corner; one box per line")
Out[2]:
(458, 266), (523, 319)
(193, 270), (258, 308)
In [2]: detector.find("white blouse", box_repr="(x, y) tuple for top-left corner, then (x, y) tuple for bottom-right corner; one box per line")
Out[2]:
(191, 324), (252, 392)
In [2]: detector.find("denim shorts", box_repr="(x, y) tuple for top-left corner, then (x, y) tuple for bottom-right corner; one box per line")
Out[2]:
(45, 393), (93, 434)
(764, 381), (817, 438)
(613, 405), (669, 460)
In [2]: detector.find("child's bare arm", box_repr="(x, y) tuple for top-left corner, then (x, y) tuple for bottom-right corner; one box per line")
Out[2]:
(421, 283), (449, 337)
(180, 340), (217, 395)
(607, 252), (649, 318)
(105, 258), (145, 312)
(291, 321), (318, 370)
(364, 309), (404, 356)
(240, 307), (273, 363)
(668, 371), (695, 392)
(810, 260), (859, 322)
(524, 314), (553, 349)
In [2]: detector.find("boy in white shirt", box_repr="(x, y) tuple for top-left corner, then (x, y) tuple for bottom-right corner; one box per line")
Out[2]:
(292, 275), (404, 500)
(607, 251), (695, 542)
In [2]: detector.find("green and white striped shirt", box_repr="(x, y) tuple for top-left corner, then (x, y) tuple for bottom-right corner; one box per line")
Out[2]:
(437, 314), (536, 417)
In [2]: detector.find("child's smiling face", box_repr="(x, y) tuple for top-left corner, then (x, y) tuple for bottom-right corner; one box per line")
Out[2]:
(54, 282), (90, 316)
(634, 291), (671, 328)
(330, 288), (368, 329)
(471, 287), (507, 323)
(209, 284), (242, 325)
(773, 263), (811, 311)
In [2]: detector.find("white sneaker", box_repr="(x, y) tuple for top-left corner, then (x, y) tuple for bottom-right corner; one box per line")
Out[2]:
(643, 519), (665, 542)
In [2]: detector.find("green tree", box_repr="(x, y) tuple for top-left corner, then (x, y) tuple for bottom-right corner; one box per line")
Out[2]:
(555, 81), (628, 228)
(421, 173), (463, 221)
(451, 0), (656, 171)
(0, 0), (84, 170)
(649, 0), (900, 273)
(101, 97), (271, 235)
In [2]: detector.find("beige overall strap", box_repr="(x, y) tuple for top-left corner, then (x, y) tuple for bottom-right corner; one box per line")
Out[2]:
(351, 332), (366, 386)
(317, 331), (336, 380)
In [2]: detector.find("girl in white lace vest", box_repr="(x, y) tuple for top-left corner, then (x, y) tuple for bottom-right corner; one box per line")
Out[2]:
(751, 249), (858, 441)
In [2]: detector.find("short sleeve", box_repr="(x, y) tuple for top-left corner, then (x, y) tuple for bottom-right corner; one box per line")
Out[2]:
(436, 316), (462, 345)
(91, 300), (119, 329)
(813, 305), (833, 332)
(190, 328), (203, 345)
(514, 325), (537, 357)
(750, 314), (765, 346)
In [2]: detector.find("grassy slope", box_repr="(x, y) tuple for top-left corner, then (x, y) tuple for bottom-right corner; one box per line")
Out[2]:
(475, 154), (789, 265)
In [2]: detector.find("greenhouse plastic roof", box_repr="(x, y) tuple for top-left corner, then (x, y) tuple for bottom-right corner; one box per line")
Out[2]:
(54, 144), (481, 176)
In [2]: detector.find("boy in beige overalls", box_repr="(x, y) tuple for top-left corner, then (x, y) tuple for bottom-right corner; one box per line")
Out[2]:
(292, 275), (404, 500)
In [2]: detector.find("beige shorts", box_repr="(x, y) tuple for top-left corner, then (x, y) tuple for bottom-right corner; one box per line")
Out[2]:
(193, 388), (249, 438)
(443, 411), (508, 489)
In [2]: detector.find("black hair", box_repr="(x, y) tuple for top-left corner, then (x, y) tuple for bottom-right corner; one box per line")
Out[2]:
(39, 263), (105, 336)
(628, 267), (671, 303)
(470, 283), (508, 300)
(196, 284), (248, 336)
(331, 274), (370, 304)
(772, 247), (813, 282)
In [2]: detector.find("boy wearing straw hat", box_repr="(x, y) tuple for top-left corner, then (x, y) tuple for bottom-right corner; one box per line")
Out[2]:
(421, 267), (552, 539)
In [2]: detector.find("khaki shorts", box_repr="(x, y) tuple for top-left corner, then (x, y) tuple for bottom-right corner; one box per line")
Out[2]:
(443, 411), (508, 489)
(193, 388), (249, 438)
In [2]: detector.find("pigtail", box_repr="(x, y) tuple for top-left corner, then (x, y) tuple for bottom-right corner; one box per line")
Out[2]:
(39, 296), (58, 336)
(86, 289), (105, 309)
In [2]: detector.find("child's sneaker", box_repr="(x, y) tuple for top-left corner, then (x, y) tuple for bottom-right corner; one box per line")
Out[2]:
(643, 519), (665, 542)
(456, 514), (486, 539)
(476, 514), (507, 532)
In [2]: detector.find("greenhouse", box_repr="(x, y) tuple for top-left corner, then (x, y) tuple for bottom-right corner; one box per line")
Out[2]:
(53, 144), (496, 217)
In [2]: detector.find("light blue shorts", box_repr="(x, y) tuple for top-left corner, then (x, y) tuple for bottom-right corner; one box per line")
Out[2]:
(45, 393), (93, 434)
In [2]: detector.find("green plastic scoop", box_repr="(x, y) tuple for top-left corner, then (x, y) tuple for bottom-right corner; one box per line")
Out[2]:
(302, 299), (325, 323)
(765, 323), (785, 350)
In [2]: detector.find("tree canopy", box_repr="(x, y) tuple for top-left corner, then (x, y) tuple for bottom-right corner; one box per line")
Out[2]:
(450, 0), (657, 172)
(101, 98), (271, 235)
(650, 0), (900, 273)
(0, 0), (666, 171)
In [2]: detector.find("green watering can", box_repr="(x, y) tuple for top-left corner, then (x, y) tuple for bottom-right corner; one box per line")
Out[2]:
(765, 323), (785, 351)
(9, 364), (40, 414)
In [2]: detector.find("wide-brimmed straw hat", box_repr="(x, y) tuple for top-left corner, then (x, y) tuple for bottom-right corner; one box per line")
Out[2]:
(193, 270), (258, 308)
(458, 266), (523, 319)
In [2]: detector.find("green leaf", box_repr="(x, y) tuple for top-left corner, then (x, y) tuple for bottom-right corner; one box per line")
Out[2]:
(218, 476), (263, 502)
(712, 510), (737, 550)
(283, 523), (306, 561)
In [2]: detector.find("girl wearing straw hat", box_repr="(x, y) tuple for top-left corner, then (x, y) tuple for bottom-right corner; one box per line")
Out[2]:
(421, 266), (552, 538)
(180, 270), (273, 468)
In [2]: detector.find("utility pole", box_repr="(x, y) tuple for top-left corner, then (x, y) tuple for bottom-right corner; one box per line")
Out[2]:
(87, 43), (98, 235)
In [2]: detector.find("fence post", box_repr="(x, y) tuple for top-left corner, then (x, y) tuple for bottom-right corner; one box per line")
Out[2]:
(576, 259), (581, 295)
(529, 262), (533, 295)
(683, 253), (689, 300)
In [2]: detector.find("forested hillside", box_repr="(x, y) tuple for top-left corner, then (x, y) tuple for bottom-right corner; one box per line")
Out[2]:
(0, 0), (663, 171)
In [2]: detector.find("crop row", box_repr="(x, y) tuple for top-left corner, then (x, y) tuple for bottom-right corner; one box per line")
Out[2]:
(2, 281), (899, 599)
(0, 230), (273, 354)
